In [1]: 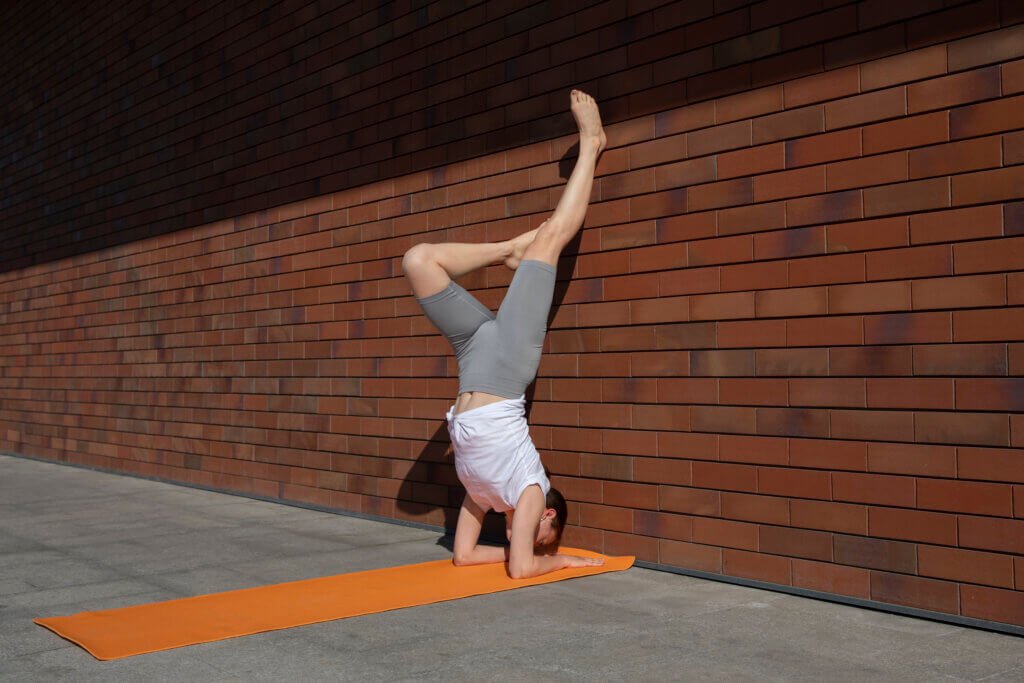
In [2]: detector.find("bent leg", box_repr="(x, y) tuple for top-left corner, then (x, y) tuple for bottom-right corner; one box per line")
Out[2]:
(401, 241), (512, 300)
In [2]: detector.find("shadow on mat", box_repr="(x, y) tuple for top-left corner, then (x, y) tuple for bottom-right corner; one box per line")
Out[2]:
(396, 147), (586, 550)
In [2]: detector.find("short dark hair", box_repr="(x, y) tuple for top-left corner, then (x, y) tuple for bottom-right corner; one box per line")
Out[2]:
(536, 487), (568, 554)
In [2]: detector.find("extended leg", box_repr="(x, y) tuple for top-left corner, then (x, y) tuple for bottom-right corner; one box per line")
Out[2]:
(523, 89), (606, 267)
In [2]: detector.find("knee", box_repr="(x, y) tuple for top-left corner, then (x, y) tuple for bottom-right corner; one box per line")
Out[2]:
(402, 243), (434, 274)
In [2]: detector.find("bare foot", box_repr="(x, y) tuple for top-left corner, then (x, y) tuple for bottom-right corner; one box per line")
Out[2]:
(504, 223), (544, 270)
(570, 89), (606, 153)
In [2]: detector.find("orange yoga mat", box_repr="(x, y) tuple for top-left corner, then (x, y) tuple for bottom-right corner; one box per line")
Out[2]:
(35, 548), (633, 660)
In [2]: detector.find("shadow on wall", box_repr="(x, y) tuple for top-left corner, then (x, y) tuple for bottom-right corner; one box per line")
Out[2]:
(4, 1), (995, 275)
(396, 147), (586, 541)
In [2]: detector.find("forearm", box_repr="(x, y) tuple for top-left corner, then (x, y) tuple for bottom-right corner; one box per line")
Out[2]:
(509, 552), (570, 579)
(452, 543), (508, 566)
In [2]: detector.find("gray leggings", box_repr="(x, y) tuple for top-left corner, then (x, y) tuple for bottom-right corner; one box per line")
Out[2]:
(416, 259), (557, 399)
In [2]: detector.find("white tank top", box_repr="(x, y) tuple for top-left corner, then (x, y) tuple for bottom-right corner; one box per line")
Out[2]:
(446, 394), (551, 513)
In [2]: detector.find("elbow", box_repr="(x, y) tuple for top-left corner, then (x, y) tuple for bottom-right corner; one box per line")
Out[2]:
(508, 561), (531, 580)
(452, 553), (468, 567)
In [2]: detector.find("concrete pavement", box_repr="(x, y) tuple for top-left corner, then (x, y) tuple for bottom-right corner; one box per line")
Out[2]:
(1, 452), (1022, 682)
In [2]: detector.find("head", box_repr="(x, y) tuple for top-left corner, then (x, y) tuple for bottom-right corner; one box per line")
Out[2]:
(533, 487), (568, 555)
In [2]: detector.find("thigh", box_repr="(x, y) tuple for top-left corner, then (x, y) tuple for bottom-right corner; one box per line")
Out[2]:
(495, 259), (557, 351)
(417, 281), (495, 356)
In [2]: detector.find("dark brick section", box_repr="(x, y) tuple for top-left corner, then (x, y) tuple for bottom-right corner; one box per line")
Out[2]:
(2, 1), (1024, 629)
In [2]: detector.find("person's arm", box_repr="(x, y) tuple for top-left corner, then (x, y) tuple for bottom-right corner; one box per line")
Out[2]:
(452, 495), (508, 566)
(507, 485), (603, 579)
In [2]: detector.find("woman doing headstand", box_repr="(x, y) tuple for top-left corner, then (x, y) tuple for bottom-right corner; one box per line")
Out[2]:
(402, 90), (607, 579)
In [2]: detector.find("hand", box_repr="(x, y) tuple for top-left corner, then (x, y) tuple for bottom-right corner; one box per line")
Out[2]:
(562, 555), (605, 569)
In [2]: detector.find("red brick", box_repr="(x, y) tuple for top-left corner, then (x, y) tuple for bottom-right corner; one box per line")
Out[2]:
(786, 128), (861, 168)
(759, 526), (833, 562)
(829, 281), (911, 314)
(722, 490), (790, 525)
(717, 143), (785, 179)
(754, 166), (826, 202)
(866, 244), (952, 281)
(954, 308), (1024, 342)
(718, 319), (788, 348)
(655, 100), (717, 136)
(627, 241), (686, 272)
(866, 378), (954, 410)
(953, 237), (1024, 275)
(687, 120), (751, 157)
(830, 410), (915, 442)
(753, 105), (825, 145)
(688, 178), (754, 212)
(631, 296), (689, 324)
(906, 0), (1000, 47)
(787, 315), (864, 346)
(832, 472), (915, 507)
(908, 205), (1004, 245)
(909, 136), (1002, 180)
(719, 378), (788, 406)
(827, 152), (908, 192)
(659, 539), (722, 572)
(959, 516), (1024, 554)
(755, 348), (829, 376)
(789, 253), (866, 287)
(579, 503), (634, 533)
(660, 485), (722, 515)
(721, 260), (789, 292)
(789, 378), (866, 407)
(958, 446), (1024, 484)
(860, 45), (947, 90)
(863, 111), (949, 155)
(657, 378), (717, 405)
(867, 442), (956, 478)
(950, 94), (1024, 139)
(1006, 130), (1024, 165)
(691, 405), (757, 434)
(863, 311), (951, 345)
(784, 65), (860, 107)
(952, 166), (1024, 206)
(956, 379), (1024, 412)
(947, 23), (1024, 71)
(755, 287), (828, 317)
(921, 544), (1015, 588)
(908, 66), (1001, 114)
(629, 188), (688, 220)
(759, 468), (832, 500)
(787, 189), (863, 227)
(825, 87), (906, 130)
(914, 343), (1007, 376)
(600, 169), (657, 200)
(655, 157), (717, 190)
(715, 85), (784, 123)
(870, 573), (959, 614)
(688, 234), (752, 266)
(864, 178), (950, 218)
(604, 272), (660, 301)
(657, 213), (718, 242)
(629, 134), (687, 169)
(754, 226), (826, 260)
(916, 410), (1010, 447)
(912, 274), (1006, 310)
(790, 438), (867, 471)
(604, 481), (659, 510)
(790, 500), (866, 537)
(718, 201), (787, 236)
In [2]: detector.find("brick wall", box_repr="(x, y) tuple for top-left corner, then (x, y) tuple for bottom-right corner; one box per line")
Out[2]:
(2, 1), (1023, 630)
